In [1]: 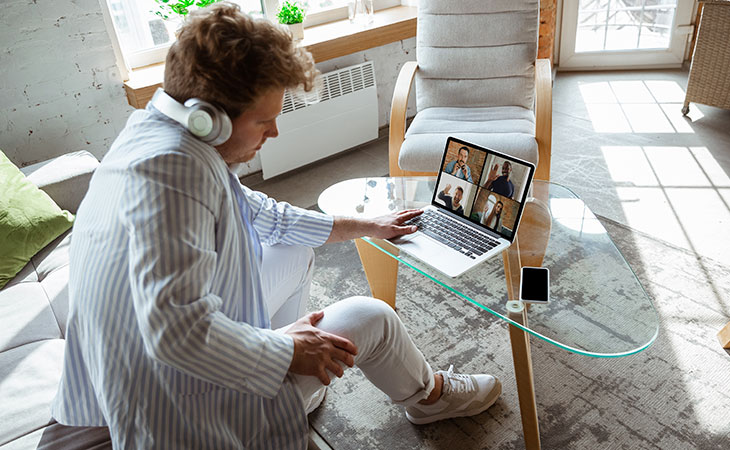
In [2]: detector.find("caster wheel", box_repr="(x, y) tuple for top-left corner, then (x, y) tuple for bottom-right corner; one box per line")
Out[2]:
(681, 105), (689, 116)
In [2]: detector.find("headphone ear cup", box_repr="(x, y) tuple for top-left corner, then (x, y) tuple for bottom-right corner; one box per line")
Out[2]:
(184, 99), (232, 146)
(211, 109), (232, 147)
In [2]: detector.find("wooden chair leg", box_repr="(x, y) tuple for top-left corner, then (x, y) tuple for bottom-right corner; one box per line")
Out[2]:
(718, 322), (730, 348)
(354, 238), (399, 309)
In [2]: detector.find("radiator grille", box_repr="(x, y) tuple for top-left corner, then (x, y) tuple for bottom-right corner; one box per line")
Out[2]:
(281, 61), (376, 114)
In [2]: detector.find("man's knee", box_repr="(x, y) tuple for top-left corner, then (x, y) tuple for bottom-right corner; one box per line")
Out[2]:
(338, 296), (399, 333)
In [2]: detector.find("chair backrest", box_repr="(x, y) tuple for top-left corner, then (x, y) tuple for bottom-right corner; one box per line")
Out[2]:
(416, 0), (539, 111)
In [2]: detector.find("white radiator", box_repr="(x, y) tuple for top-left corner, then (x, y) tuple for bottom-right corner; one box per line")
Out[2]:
(259, 61), (378, 179)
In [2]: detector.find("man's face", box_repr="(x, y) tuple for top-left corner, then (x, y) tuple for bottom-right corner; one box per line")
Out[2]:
(458, 149), (469, 165)
(454, 188), (463, 204)
(501, 162), (512, 178)
(495, 203), (503, 213)
(216, 87), (284, 165)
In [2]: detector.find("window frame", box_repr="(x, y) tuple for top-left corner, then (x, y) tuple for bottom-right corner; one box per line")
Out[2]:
(104, 0), (406, 73)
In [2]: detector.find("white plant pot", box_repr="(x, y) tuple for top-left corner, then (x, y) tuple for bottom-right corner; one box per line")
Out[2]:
(286, 22), (304, 41)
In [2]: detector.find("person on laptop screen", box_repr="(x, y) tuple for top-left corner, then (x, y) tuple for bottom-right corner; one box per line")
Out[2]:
(437, 184), (465, 215)
(443, 146), (473, 182)
(481, 200), (503, 232)
(484, 161), (514, 199)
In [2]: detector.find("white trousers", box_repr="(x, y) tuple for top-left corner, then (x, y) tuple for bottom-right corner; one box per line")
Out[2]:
(261, 244), (435, 412)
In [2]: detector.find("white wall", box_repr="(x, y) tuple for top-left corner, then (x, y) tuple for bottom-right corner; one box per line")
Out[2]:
(0, 0), (415, 176)
(0, 0), (134, 167)
(236, 37), (418, 175)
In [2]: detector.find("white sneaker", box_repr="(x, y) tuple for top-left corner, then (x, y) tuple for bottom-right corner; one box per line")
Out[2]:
(405, 365), (501, 425)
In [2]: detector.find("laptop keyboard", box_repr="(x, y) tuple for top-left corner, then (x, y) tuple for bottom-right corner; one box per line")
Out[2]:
(405, 210), (500, 259)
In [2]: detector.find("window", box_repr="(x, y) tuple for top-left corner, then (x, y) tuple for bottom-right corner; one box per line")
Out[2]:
(105, 0), (403, 70)
(107, 0), (264, 68)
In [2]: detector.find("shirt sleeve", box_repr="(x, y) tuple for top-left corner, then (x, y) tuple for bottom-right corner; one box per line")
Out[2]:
(238, 182), (334, 247)
(122, 153), (293, 399)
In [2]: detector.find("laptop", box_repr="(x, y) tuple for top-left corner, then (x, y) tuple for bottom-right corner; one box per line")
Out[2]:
(389, 137), (535, 278)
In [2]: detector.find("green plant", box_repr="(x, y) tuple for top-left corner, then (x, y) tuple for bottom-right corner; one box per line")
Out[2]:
(276, 1), (305, 25)
(153, 0), (223, 20)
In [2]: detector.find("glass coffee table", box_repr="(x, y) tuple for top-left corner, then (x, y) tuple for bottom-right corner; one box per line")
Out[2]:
(318, 177), (659, 449)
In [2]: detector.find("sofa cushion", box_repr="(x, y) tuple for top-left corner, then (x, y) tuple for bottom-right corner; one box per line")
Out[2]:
(399, 106), (538, 173)
(0, 283), (61, 353)
(31, 231), (72, 334)
(19, 150), (99, 215)
(0, 151), (74, 289)
(0, 340), (65, 446)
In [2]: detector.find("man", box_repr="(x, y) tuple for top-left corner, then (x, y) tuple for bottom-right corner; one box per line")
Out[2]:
(484, 160), (515, 199)
(443, 146), (473, 182)
(51, 4), (501, 449)
(438, 184), (465, 215)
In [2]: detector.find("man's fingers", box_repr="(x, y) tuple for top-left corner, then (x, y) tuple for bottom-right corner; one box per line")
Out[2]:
(393, 225), (418, 235)
(317, 369), (331, 386)
(333, 348), (355, 367)
(326, 359), (345, 378)
(329, 334), (358, 355)
(397, 208), (421, 216)
(307, 311), (324, 325)
(397, 209), (423, 222)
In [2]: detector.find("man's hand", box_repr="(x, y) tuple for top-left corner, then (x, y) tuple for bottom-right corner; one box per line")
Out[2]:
(443, 184), (451, 195)
(486, 164), (499, 186)
(325, 209), (423, 243)
(450, 162), (460, 176)
(366, 209), (423, 239)
(287, 311), (358, 385)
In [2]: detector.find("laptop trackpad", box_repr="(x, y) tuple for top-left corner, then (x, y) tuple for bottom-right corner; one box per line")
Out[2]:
(393, 234), (468, 277)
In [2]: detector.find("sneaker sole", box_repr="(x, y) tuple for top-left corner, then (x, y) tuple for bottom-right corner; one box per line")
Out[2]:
(405, 379), (502, 425)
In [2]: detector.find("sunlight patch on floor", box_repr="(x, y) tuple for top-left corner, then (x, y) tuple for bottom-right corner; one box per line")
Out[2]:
(579, 80), (703, 134)
(601, 144), (730, 264)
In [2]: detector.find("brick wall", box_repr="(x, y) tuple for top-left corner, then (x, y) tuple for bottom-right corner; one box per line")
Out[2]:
(0, 0), (134, 167)
(539, 0), (557, 63)
(0, 0), (415, 176)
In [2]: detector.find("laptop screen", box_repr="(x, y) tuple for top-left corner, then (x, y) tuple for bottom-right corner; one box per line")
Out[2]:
(431, 137), (535, 241)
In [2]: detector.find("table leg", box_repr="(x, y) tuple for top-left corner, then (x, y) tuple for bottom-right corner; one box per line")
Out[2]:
(354, 238), (399, 309)
(718, 321), (730, 348)
(503, 239), (541, 449)
(507, 300), (541, 450)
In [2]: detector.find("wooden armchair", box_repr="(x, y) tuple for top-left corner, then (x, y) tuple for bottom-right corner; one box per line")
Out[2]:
(387, 0), (553, 181)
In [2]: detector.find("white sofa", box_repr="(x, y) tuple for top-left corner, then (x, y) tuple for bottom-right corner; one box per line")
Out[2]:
(0, 151), (112, 449)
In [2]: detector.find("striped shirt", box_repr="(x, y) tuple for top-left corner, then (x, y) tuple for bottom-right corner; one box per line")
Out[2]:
(51, 105), (333, 449)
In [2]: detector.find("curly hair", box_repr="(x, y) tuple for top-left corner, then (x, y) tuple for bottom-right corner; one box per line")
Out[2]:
(164, 2), (317, 118)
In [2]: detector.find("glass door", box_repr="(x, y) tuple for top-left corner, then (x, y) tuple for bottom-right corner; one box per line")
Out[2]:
(559, 0), (695, 69)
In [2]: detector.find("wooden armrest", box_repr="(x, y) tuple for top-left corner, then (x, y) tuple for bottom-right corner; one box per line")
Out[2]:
(389, 61), (418, 177)
(534, 58), (553, 181)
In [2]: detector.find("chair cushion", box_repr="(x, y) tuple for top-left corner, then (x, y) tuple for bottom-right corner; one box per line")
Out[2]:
(399, 106), (538, 173)
(0, 340), (65, 446)
(416, 0), (538, 111)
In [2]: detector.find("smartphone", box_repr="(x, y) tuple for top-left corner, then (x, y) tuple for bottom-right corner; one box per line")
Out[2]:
(519, 266), (550, 304)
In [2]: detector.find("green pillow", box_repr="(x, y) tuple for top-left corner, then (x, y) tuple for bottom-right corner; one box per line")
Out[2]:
(0, 151), (74, 289)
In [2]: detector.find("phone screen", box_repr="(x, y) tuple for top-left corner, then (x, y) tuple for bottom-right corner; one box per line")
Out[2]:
(520, 267), (549, 302)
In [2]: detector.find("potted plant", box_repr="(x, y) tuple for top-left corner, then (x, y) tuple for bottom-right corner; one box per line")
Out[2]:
(153, 0), (223, 38)
(276, 1), (305, 41)
(154, 0), (223, 20)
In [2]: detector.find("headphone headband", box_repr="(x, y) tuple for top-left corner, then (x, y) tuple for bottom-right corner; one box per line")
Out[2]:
(150, 88), (232, 146)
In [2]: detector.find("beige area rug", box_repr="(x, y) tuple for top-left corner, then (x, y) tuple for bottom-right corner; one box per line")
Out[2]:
(306, 216), (730, 449)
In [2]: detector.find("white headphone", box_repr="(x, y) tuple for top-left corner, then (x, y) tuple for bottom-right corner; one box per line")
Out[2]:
(150, 88), (233, 146)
